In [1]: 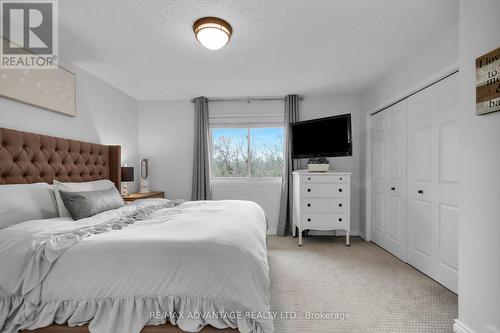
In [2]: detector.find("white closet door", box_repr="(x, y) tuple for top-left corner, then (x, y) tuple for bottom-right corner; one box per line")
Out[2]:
(385, 104), (407, 260)
(371, 103), (407, 261)
(371, 112), (387, 249)
(407, 87), (436, 277)
(407, 75), (459, 292)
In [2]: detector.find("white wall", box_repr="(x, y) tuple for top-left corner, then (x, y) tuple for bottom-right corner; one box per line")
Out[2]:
(456, 1), (500, 332)
(362, 20), (459, 112)
(0, 63), (140, 191)
(138, 100), (194, 201)
(138, 95), (364, 235)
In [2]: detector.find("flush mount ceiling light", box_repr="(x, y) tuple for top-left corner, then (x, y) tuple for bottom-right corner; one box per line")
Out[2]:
(193, 17), (232, 50)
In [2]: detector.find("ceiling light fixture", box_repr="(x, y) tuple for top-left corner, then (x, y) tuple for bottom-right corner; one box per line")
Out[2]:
(193, 17), (232, 50)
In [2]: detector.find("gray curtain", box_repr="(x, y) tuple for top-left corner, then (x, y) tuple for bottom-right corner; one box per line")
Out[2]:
(277, 95), (300, 236)
(191, 96), (212, 200)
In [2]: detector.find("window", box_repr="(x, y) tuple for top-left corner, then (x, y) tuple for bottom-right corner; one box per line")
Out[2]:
(211, 127), (284, 178)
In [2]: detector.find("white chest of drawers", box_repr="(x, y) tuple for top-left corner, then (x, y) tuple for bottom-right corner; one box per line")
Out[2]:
(292, 170), (351, 246)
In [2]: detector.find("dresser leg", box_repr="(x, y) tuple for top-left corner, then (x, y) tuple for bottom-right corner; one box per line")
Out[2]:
(292, 225), (297, 237)
(346, 231), (350, 246)
(298, 230), (302, 246)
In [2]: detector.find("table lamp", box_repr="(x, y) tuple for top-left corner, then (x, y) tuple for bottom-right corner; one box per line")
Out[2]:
(121, 166), (134, 196)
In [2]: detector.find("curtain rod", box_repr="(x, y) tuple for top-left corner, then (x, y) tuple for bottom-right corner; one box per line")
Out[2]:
(190, 96), (303, 103)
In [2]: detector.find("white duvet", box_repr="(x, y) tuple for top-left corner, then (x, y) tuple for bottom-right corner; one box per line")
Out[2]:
(0, 199), (272, 333)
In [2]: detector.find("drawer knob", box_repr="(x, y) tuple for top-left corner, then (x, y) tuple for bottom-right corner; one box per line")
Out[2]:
(338, 218), (343, 222)
(338, 188), (343, 192)
(339, 203), (342, 207)
(418, 190), (423, 194)
(307, 218), (311, 222)
(391, 187), (395, 191)
(307, 188), (311, 192)
(308, 177), (311, 180)
(307, 203), (311, 207)
(340, 177), (343, 180)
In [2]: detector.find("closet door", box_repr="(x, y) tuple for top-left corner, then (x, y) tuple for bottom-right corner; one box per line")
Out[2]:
(371, 104), (407, 261)
(406, 87), (436, 277)
(406, 75), (459, 292)
(434, 76), (459, 292)
(385, 104), (407, 260)
(371, 111), (387, 250)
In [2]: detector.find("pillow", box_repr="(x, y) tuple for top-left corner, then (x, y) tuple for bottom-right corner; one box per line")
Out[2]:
(0, 183), (58, 229)
(54, 180), (116, 218)
(59, 187), (124, 220)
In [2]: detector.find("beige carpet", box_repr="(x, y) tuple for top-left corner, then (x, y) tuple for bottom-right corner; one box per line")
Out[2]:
(267, 236), (457, 333)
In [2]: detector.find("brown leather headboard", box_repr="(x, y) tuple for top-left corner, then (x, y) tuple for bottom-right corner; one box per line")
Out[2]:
(0, 127), (121, 189)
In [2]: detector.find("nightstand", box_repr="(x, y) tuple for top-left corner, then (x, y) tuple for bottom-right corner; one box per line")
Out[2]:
(122, 191), (165, 202)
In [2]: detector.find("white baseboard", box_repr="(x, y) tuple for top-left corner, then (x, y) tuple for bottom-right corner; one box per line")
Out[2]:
(359, 229), (367, 240)
(454, 319), (475, 333)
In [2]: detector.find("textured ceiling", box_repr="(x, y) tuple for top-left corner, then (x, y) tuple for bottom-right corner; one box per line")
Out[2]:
(59, 0), (458, 100)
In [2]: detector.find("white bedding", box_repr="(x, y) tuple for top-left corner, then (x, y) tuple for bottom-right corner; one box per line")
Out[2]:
(0, 183), (58, 229)
(0, 199), (272, 333)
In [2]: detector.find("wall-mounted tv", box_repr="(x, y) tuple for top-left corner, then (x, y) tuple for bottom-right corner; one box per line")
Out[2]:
(291, 113), (352, 159)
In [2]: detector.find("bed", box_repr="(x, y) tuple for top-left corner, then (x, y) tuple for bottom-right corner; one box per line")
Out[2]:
(0, 128), (272, 333)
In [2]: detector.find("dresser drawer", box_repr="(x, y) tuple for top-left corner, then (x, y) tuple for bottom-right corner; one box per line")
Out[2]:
(302, 198), (347, 213)
(302, 213), (348, 230)
(302, 175), (348, 184)
(301, 183), (348, 198)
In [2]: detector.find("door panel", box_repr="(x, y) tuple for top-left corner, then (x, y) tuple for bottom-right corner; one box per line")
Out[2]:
(435, 76), (460, 293)
(438, 202), (459, 292)
(439, 120), (459, 184)
(387, 195), (401, 242)
(414, 126), (432, 182)
(388, 135), (402, 181)
(374, 192), (385, 234)
(371, 112), (387, 246)
(438, 204), (459, 271)
(385, 105), (407, 259)
(412, 199), (433, 258)
(371, 103), (407, 260)
(407, 86), (437, 281)
(406, 74), (459, 293)
(374, 140), (385, 180)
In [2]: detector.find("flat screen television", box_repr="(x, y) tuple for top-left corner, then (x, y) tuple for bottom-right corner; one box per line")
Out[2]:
(291, 113), (352, 158)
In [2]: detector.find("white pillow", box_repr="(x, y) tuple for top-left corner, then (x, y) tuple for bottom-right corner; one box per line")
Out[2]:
(0, 183), (58, 229)
(54, 180), (116, 218)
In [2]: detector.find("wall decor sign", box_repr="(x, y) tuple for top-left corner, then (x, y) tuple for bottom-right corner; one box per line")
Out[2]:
(476, 46), (500, 115)
(0, 38), (76, 117)
(0, 64), (76, 116)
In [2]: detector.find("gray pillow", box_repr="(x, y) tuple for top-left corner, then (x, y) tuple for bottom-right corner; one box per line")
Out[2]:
(59, 187), (124, 220)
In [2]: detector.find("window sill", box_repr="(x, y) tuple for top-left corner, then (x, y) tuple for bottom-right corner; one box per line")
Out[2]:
(211, 177), (282, 186)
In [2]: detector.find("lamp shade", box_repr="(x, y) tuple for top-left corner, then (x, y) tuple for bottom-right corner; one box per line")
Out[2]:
(121, 167), (134, 182)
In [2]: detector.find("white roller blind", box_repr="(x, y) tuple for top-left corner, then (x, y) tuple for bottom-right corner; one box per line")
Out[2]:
(209, 100), (284, 127)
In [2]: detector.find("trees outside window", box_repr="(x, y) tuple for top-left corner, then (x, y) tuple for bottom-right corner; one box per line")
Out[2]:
(211, 127), (284, 178)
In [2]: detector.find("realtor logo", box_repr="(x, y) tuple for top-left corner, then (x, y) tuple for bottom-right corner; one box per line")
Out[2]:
(1, 0), (58, 68)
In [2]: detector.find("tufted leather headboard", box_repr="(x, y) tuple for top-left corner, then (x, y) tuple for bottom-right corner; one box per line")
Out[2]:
(0, 127), (121, 189)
